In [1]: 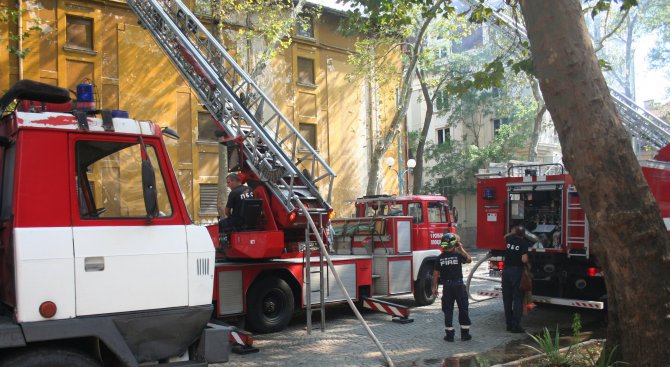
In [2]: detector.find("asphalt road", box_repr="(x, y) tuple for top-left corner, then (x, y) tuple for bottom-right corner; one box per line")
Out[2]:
(218, 252), (606, 367)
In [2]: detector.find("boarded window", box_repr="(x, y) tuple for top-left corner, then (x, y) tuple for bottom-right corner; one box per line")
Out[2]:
(199, 183), (218, 216)
(297, 57), (315, 85)
(299, 122), (317, 149)
(198, 111), (218, 142)
(66, 16), (93, 50)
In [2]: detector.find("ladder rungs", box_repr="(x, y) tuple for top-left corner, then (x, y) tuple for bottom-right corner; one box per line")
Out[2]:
(279, 185), (308, 189)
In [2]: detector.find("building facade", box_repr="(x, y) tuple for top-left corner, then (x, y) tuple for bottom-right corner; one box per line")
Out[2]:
(1, 0), (401, 222)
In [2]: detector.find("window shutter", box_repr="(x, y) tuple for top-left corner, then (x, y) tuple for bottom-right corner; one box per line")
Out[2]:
(199, 184), (219, 216)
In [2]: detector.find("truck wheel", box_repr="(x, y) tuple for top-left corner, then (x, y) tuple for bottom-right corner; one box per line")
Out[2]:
(246, 277), (294, 333)
(0, 348), (101, 367)
(413, 263), (436, 306)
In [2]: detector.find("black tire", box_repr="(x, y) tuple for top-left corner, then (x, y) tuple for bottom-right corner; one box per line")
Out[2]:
(0, 348), (101, 367)
(246, 276), (295, 333)
(413, 262), (437, 306)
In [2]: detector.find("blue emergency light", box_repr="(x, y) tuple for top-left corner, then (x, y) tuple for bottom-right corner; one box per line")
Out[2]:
(76, 83), (94, 103)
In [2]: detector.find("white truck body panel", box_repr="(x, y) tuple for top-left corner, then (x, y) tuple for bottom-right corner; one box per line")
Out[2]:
(73, 225), (188, 316)
(186, 225), (216, 306)
(14, 227), (77, 322)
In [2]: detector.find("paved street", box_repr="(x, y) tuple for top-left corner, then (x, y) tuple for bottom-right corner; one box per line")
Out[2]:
(219, 252), (605, 367)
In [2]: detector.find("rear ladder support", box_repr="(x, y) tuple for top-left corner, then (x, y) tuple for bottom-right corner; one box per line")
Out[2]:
(362, 297), (414, 324)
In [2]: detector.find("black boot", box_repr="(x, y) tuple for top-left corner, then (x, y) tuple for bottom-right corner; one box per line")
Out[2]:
(461, 328), (472, 341)
(443, 329), (455, 342)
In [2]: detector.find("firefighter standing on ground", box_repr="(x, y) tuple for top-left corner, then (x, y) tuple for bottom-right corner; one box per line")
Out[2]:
(502, 225), (531, 333)
(432, 233), (473, 342)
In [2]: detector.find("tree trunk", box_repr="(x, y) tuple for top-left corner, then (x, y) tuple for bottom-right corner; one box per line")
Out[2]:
(413, 69), (435, 194)
(519, 1), (670, 364)
(527, 76), (545, 162)
(364, 2), (443, 195)
(365, 46), (382, 195)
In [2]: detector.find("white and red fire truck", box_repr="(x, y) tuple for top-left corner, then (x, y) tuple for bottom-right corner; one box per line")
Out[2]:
(474, 147), (670, 309)
(122, 0), (459, 334)
(0, 80), (230, 366)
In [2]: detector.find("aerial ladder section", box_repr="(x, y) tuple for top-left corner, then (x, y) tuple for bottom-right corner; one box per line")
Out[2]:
(471, 2), (670, 150)
(127, 0), (335, 215)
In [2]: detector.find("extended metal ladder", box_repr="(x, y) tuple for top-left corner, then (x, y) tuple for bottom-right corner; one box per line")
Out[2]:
(466, 1), (670, 150)
(127, 0), (335, 214)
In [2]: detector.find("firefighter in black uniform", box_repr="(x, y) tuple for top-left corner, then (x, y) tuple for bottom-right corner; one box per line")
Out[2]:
(432, 233), (473, 342)
(502, 225), (531, 333)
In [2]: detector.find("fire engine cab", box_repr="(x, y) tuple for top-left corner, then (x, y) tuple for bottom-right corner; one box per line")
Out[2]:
(475, 150), (670, 309)
(0, 80), (229, 366)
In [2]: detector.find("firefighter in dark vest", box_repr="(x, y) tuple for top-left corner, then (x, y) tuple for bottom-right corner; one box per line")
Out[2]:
(432, 233), (473, 342)
(502, 224), (531, 333)
(219, 172), (253, 232)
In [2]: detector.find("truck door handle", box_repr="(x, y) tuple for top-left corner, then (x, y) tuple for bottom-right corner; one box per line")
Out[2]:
(84, 257), (105, 272)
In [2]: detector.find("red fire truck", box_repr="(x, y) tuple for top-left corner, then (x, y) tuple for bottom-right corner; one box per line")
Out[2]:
(208, 194), (454, 333)
(0, 81), (230, 366)
(473, 147), (670, 309)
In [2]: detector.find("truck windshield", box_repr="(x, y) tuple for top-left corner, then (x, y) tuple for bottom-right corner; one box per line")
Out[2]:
(75, 140), (173, 218)
(427, 202), (449, 223)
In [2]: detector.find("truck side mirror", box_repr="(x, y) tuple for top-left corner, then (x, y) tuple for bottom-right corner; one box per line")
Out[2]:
(138, 136), (158, 220)
(142, 159), (159, 220)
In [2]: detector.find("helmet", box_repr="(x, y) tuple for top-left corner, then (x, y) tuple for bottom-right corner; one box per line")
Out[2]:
(440, 233), (459, 249)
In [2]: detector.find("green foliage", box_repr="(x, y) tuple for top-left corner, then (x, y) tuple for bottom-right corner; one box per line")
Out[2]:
(578, 342), (628, 367)
(424, 64), (535, 197)
(589, 0), (639, 17)
(0, 5), (44, 59)
(208, 0), (321, 72)
(639, 0), (670, 71)
(523, 327), (574, 366)
(572, 313), (583, 343)
(524, 325), (628, 367)
(425, 122), (528, 197)
(339, 0), (455, 38)
(468, 4), (493, 24)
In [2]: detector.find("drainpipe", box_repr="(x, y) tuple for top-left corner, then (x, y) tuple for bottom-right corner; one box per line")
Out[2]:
(17, 0), (23, 80)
